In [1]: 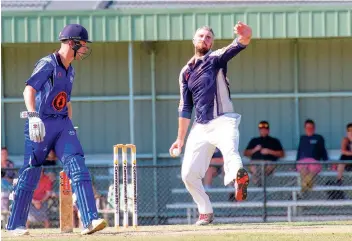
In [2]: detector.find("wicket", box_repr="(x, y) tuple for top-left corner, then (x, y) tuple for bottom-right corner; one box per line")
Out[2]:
(113, 144), (137, 229)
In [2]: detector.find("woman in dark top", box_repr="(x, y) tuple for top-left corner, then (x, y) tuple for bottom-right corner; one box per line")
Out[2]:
(337, 123), (352, 182)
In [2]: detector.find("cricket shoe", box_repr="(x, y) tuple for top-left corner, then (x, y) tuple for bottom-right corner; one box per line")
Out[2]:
(234, 168), (249, 201)
(7, 226), (29, 236)
(195, 213), (214, 226)
(81, 218), (107, 235)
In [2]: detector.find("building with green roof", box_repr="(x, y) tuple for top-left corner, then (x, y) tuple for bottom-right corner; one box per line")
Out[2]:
(1, 1), (352, 165)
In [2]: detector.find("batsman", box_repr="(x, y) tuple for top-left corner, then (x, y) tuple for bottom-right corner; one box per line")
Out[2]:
(6, 24), (107, 236)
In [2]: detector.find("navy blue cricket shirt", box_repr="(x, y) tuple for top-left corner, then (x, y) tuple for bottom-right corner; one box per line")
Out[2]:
(178, 38), (246, 124)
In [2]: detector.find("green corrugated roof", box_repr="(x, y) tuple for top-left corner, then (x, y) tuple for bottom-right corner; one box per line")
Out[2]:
(1, 6), (351, 43)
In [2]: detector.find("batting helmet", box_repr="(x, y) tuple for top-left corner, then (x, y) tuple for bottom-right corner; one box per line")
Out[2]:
(58, 24), (92, 43)
(58, 24), (92, 60)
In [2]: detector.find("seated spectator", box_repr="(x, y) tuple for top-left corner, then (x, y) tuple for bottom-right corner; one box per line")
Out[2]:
(27, 169), (55, 229)
(107, 180), (133, 212)
(203, 148), (224, 189)
(244, 121), (285, 186)
(1, 174), (13, 227)
(1, 147), (16, 184)
(46, 150), (58, 162)
(336, 122), (352, 183)
(42, 150), (59, 179)
(296, 119), (328, 191)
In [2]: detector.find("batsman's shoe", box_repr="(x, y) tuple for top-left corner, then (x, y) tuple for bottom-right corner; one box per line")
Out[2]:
(7, 226), (29, 236)
(234, 168), (249, 201)
(195, 213), (214, 226)
(81, 218), (107, 235)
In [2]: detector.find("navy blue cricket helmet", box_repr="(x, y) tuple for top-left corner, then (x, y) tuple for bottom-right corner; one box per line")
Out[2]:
(59, 24), (92, 43)
(58, 24), (92, 60)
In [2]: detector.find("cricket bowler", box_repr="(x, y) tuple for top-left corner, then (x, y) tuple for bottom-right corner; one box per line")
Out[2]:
(169, 22), (252, 225)
(6, 24), (107, 235)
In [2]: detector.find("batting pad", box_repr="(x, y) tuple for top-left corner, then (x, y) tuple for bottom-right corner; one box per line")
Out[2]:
(6, 166), (42, 230)
(64, 155), (99, 228)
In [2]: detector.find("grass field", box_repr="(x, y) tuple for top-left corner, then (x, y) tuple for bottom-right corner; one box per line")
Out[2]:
(2, 221), (352, 241)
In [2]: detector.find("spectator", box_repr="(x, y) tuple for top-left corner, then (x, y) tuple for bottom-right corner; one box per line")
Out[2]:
(27, 169), (55, 229)
(1, 174), (13, 227)
(1, 147), (16, 184)
(203, 148), (224, 189)
(46, 150), (58, 162)
(296, 119), (328, 191)
(244, 121), (285, 186)
(107, 180), (133, 213)
(336, 122), (352, 183)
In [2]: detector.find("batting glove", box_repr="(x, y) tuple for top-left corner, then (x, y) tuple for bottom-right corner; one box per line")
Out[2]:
(28, 112), (46, 143)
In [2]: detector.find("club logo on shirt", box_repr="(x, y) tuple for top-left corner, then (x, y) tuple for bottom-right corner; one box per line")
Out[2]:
(57, 72), (62, 78)
(52, 91), (67, 111)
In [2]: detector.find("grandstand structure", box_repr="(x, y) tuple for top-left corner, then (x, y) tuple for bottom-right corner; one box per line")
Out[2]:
(1, 0), (352, 225)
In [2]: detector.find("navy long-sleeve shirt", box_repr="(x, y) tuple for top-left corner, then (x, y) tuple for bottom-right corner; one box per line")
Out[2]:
(296, 134), (329, 161)
(178, 38), (246, 124)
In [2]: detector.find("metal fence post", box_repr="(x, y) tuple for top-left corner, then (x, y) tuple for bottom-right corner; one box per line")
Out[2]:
(262, 162), (267, 222)
(150, 48), (159, 225)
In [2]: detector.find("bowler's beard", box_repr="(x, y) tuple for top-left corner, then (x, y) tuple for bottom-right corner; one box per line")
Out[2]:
(195, 45), (210, 56)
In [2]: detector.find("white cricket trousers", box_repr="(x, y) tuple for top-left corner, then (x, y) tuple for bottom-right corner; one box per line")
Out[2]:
(181, 113), (243, 214)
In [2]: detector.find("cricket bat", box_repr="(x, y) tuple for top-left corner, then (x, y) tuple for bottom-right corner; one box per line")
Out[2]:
(60, 171), (73, 233)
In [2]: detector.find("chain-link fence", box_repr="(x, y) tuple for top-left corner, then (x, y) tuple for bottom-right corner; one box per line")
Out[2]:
(1, 160), (352, 228)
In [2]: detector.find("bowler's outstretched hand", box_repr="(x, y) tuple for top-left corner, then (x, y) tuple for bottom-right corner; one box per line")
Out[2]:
(234, 21), (252, 46)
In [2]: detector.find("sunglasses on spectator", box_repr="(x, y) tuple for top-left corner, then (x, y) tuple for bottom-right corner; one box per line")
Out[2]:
(258, 124), (269, 129)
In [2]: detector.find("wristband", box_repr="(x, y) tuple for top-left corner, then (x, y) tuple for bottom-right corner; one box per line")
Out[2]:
(27, 111), (39, 118)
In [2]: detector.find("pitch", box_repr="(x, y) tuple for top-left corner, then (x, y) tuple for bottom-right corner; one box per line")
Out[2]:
(2, 221), (352, 241)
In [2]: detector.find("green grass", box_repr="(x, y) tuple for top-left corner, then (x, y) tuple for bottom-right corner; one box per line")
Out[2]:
(2, 221), (352, 241)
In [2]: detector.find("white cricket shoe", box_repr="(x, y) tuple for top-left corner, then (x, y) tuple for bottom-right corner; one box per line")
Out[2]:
(195, 213), (214, 226)
(7, 226), (30, 236)
(81, 218), (107, 235)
